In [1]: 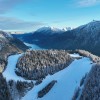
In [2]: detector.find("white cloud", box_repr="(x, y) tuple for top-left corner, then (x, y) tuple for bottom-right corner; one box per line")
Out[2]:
(0, 0), (27, 14)
(77, 0), (100, 7)
(0, 16), (46, 31)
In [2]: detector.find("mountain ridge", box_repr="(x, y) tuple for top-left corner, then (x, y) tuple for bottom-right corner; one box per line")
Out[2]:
(13, 20), (100, 56)
(0, 30), (28, 73)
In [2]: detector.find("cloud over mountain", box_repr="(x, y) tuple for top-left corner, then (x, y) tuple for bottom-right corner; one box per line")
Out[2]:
(0, 16), (45, 31)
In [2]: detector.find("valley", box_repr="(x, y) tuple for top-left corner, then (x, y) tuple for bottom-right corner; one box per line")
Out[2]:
(1, 1), (100, 99)
(1, 21), (100, 100)
(2, 44), (93, 100)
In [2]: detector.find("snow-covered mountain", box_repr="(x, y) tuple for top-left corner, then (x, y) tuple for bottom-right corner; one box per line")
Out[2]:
(74, 20), (100, 38)
(0, 31), (13, 39)
(0, 31), (13, 45)
(13, 20), (100, 56)
(0, 31), (28, 51)
(62, 27), (72, 31)
(0, 31), (28, 73)
(1, 21), (100, 100)
(36, 27), (64, 33)
(12, 26), (68, 44)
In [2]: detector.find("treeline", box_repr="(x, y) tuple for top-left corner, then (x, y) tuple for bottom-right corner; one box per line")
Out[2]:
(68, 49), (100, 63)
(72, 74), (87, 100)
(70, 50), (100, 100)
(8, 80), (34, 100)
(0, 73), (34, 100)
(16, 50), (73, 80)
(76, 50), (100, 63)
(72, 64), (100, 100)
(79, 64), (100, 100)
(0, 73), (12, 100)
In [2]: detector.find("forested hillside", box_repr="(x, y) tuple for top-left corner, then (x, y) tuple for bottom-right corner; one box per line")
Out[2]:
(0, 31), (28, 73)
(16, 50), (73, 80)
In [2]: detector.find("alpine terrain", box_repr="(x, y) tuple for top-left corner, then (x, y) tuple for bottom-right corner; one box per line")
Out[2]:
(13, 21), (100, 56)
(1, 28), (100, 100)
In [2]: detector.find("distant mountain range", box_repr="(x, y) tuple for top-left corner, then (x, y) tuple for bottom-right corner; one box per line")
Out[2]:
(13, 21), (100, 56)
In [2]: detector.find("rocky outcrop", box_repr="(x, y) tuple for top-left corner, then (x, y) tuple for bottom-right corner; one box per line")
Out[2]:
(38, 80), (57, 98)
(16, 50), (73, 80)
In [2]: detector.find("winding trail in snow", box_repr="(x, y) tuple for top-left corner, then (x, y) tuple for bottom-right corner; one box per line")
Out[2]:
(3, 43), (42, 82)
(3, 54), (28, 82)
(22, 57), (93, 100)
(2, 44), (93, 100)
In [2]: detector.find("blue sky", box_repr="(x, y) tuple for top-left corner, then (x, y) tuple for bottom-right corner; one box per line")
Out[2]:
(0, 0), (100, 32)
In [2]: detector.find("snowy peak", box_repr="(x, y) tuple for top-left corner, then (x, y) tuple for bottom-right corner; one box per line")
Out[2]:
(35, 26), (72, 35)
(86, 20), (100, 27)
(35, 27), (64, 34)
(0, 30), (28, 56)
(0, 31), (13, 39)
(73, 20), (100, 39)
(77, 20), (100, 32)
(62, 27), (72, 31)
(36, 27), (52, 32)
(86, 20), (100, 32)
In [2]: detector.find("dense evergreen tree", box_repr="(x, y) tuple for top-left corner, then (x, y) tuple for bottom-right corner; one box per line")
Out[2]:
(38, 80), (57, 98)
(79, 64), (100, 100)
(0, 73), (12, 100)
(16, 50), (73, 80)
